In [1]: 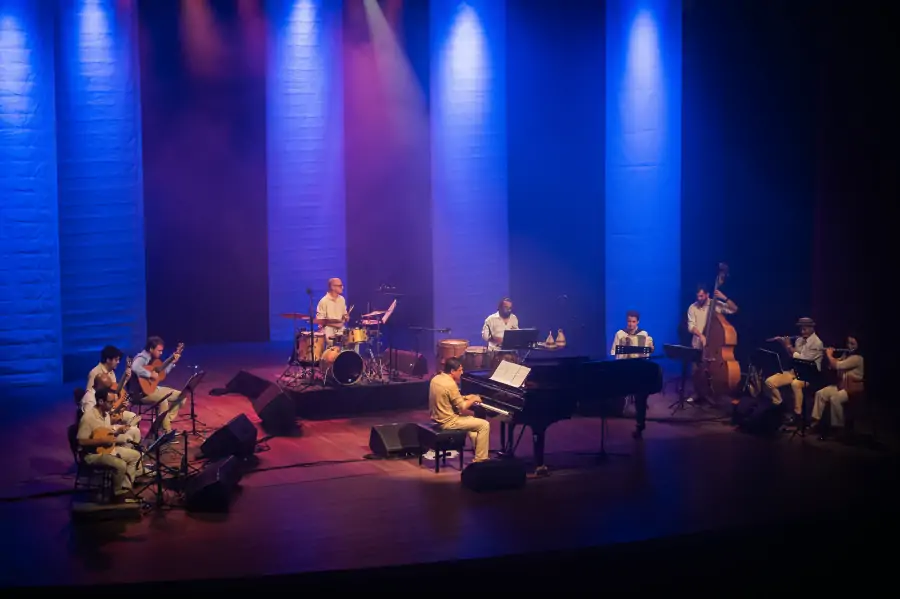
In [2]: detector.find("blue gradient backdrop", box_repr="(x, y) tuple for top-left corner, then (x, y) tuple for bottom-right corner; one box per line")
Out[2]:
(0, 0), (63, 386)
(430, 0), (509, 347)
(267, 0), (346, 341)
(55, 0), (147, 375)
(605, 0), (682, 348)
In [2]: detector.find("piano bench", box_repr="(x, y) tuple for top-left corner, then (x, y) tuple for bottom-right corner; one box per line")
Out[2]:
(416, 424), (467, 473)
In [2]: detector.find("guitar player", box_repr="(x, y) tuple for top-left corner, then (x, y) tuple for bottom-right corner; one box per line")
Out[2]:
(81, 346), (141, 445)
(77, 388), (142, 502)
(132, 336), (184, 434)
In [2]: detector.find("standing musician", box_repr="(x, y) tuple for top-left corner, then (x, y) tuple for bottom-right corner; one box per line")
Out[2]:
(482, 297), (519, 352)
(811, 334), (864, 433)
(610, 310), (655, 439)
(77, 387), (142, 502)
(686, 284), (738, 402)
(132, 336), (183, 434)
(316, 277), (350, 345)
(687, 284), (738, 350)
(765, 317), (823, 423)
(429, 357), (490, 463)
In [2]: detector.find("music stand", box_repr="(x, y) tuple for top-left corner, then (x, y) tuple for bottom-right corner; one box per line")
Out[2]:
(179, 369), (207, 438)
(381, 299), (399, 382)
(501, 328), (539, 350)
(789, 358), (819, 440)
(133, 429), (178, 508)
(663, 344), (702, 414)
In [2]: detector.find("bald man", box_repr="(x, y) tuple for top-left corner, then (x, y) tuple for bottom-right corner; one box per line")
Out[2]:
(316, 278), (349, 344)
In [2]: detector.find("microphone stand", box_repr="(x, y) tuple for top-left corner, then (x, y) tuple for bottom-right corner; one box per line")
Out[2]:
(409, 326), (451, 372)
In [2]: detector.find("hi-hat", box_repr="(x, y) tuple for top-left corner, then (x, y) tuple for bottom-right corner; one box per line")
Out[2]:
(280, 313), (311, 320)
(362, 310), (386, 318)
(361, 319), (381, 326)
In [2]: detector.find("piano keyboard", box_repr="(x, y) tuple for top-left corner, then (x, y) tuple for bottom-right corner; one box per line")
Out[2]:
(476, 400), (511, 417)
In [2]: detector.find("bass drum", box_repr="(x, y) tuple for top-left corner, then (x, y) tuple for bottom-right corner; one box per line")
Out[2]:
(320, 347), (364, 386)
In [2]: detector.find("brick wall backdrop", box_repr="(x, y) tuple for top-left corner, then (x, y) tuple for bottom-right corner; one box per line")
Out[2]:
(0, 0), (63, 387)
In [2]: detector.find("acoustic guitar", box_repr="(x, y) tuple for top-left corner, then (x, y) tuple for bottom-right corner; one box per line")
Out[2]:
(138, 343), (184, 395)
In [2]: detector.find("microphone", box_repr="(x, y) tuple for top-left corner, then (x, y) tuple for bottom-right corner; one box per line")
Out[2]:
(306, 288), (313, 296)
(439, 328), (451, 334)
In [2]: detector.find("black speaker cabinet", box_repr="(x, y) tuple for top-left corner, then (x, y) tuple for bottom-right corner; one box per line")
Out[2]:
(461, 458), (527, 492)
(185, 456), (242, 512)
(251, 383), (296, 433)
(200, 413), (258, 460)
(368, 422), (420, 457)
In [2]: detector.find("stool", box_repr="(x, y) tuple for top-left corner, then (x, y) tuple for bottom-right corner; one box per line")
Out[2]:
(417, 423), (467, 473)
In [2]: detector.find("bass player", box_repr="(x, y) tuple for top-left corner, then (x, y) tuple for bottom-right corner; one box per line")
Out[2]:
(686, 283), (738, 402)
(132, 336), (184, 434)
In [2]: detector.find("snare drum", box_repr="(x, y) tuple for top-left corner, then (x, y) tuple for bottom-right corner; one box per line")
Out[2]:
(463, 346), (489, 371)
(320, 346), (364, 386)
(437, 339), (469, 370)
(344, 327), (368, 345)
(296, 331), (326, 362)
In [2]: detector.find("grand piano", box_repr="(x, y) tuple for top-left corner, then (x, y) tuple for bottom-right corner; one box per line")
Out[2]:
(461, 354), (663, 472)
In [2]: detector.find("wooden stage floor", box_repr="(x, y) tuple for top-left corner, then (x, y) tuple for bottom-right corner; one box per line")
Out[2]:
(1, 343), (896, 592)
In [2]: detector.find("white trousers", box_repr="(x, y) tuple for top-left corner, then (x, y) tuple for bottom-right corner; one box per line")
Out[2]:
(812, 385), (850, 427)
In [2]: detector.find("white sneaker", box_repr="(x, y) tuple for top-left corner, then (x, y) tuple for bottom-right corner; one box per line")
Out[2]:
(422, 449), (459, 461)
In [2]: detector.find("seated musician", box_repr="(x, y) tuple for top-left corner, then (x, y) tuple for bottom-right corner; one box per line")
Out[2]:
(81, 346), (140, 445)
(811, 334), (864, 433)
(77, 387), (143, 502)
(132, 336), (183, 434)
(686, 284), (738, 401)
(316, 277), (349, 346)
(483, 297), (519, 353)
(611, 310), (654, 438)
(765, 317), (823, 424)
(429, 357), (490, 463)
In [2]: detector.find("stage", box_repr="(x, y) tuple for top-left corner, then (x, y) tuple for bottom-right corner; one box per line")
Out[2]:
(0, 343), (895, 592)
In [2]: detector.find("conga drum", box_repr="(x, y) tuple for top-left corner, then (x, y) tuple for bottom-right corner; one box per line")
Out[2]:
(463, 346), (489, 371)
(436, 339), (469, 372)
(490, 350), (519, 370)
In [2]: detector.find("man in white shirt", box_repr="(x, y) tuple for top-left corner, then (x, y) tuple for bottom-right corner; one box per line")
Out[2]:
(765, 317), (824, 422)
(482, 298), (519, 352)
(316, 278), (349, 345)
(82, 346), (141, 445)
(77, 388), (143, 502)
(812, 334), (863, 431)
(132, 336), (183, 434)
(686, 284), (738, 350)
(610, 310), (654, 438)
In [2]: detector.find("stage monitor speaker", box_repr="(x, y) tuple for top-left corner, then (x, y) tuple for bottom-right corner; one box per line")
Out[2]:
(461, 458), (527, 492)
(251, 383), (296, 434)
(387, 349), (428, 378)
(185, 456), (242, 512)
(200, 413), (257, 460)
(368, 422), (420, 457)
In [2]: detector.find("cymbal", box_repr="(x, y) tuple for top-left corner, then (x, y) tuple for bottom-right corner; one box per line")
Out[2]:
(280, 313), (311, 320)
(362, 310), (386, 318)
(361, 319), (381, 326)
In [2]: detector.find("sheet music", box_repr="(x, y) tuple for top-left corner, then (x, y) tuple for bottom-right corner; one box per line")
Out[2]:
(489, 360), (531, 388)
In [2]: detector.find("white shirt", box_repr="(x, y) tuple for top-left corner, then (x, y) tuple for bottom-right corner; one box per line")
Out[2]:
(835, 353), (864, 382)
(316, 294), (348, 339)
(687, 299), (736, 349)
(792, 333), (824, 370)
(482, 312), (520, 351)
(611, 329), (654, 359)
(77, 407), (112, 442)
(82, 363), (116, 412)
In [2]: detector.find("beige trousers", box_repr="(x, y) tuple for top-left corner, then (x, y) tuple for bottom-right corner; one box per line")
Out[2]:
(84, 445), (141, 494)
(812, 385), (850, 427)
(136, 386), (183, 431)
(115, 410), (141, 445)
(441, 416), (490, 462)
(765, 371), (807, 415)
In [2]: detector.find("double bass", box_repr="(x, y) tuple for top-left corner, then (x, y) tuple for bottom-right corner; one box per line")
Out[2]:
(692, 262), (741, 399)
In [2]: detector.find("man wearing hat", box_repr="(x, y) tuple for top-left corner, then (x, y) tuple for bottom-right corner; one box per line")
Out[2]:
(764, 317), (824, 423)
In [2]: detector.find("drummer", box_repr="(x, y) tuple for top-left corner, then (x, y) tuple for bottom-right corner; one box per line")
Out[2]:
(316, 278), (350, 346)
(482, 297), (519, 353)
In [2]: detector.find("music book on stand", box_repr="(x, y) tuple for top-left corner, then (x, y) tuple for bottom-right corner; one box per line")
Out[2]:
(490, 360), (531, 388)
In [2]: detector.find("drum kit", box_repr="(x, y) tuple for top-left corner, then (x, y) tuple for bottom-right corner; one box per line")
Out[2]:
(279, 300), (398, 389)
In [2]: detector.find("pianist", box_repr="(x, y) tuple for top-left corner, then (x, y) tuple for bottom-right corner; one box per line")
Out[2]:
(610, 310), (654, 439)
(429, 357), (491, 463)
